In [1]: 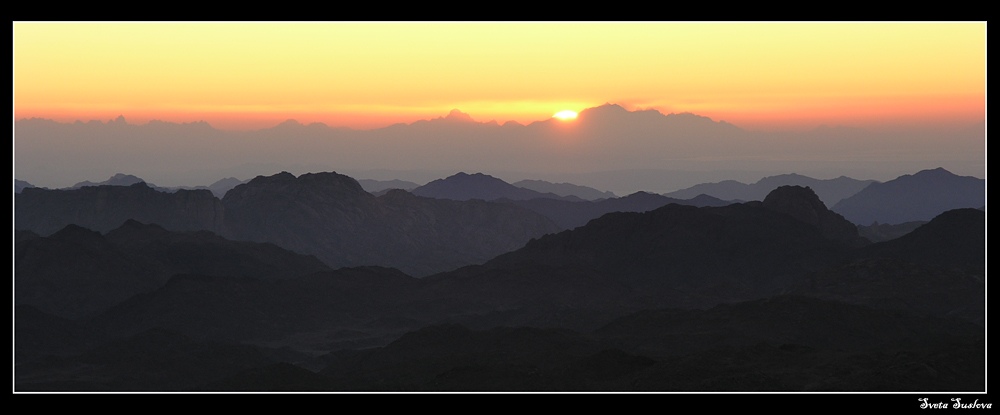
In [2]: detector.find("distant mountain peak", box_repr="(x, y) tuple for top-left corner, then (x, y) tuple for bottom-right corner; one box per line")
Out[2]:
(276, 119), (303, 128)
(912, 167), (954, 178)
(443, 109), (476, 123)
(832, 167), (984, 225)
(579, 103), (629, 118)
(413, 172), (570, 202)
(572, 103), (740, 132)
(109, 173), (139, 181)
(69, 173), (146, 190)
(235, 171), (368, 200)
(761, 173), (808, 180)
(445, 172), (491, 180)
(246, 171), (296, 185)
(666, 111), (710, 119)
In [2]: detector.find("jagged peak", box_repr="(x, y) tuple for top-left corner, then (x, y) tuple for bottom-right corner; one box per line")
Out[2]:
(443, 109), (476, 123)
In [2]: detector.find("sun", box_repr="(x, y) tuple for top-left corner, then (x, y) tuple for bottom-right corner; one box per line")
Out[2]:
(553, 110), (578, 120)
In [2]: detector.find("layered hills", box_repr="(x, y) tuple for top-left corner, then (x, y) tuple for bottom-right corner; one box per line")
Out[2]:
(832, 167), (986, 224)
(358, 178), (420, 193)
(790, 208), (985, 325)
(15, 179), (35, 193)
(15, 220), (330, 319)
(18, 105), (982, 193)
(411, 172), (579, 202)
(14, 173), (985, 391)
(502, 191), (730, 230)
(484, 186), (866, 308)
(408, 171), (731, 230)
(70, 173), (147, 189)
(15, 171), (561, 277)
(221, 172), (561, 276)
(15, 182), (225, 236)
(53, 173), (246, 198)
(665, 173), (877, 207)
(512, 179), (616, 200)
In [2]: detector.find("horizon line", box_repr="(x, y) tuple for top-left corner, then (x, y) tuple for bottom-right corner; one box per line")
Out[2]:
(15, 104), (986, 134)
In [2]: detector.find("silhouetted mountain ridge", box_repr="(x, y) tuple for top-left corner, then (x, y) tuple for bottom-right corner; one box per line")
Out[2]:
(15, 220), (331, 320)
(512, 179), (616, 200)
(832, 168), (985, 225)
(412, 172), (579, 202)
(856, 208), (984, 268)
(16, 171), (561, 277)
(761, 185), (869, 248)
(665, 173), (877, 207)
(222, 171), (561, 276)
(16, 182), (225, 236)
(485, 186), (861, 307)
(14, 168), (984, 392)
(500, 191), (731, 230)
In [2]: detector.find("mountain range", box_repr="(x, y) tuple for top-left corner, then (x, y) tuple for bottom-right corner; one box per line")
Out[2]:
(16, 220), (330, 320)
(14, 169), (985, 391)
(832, 167), (986, 225)
(664, 173), (877, 207)
(500, 191), (731, 230)
(411, 172), (582, 202)
(16, 171), (562, 277)
(15, 104), (984, 192)
(511, 179), (616, 200)
(357, 179), (420, 193)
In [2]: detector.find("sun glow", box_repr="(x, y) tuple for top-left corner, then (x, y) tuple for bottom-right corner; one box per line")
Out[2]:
(553, 110), (578, 120)
(13, 23), (985, 131)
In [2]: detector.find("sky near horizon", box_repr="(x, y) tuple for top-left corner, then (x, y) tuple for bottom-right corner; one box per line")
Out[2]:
(14, 22), (986, 132)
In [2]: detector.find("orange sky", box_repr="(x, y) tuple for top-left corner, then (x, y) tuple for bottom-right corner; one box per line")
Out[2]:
(14, 22), (986, 131)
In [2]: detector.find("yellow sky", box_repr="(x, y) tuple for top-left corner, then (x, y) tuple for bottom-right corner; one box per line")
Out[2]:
(13, 22), (986, 131)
